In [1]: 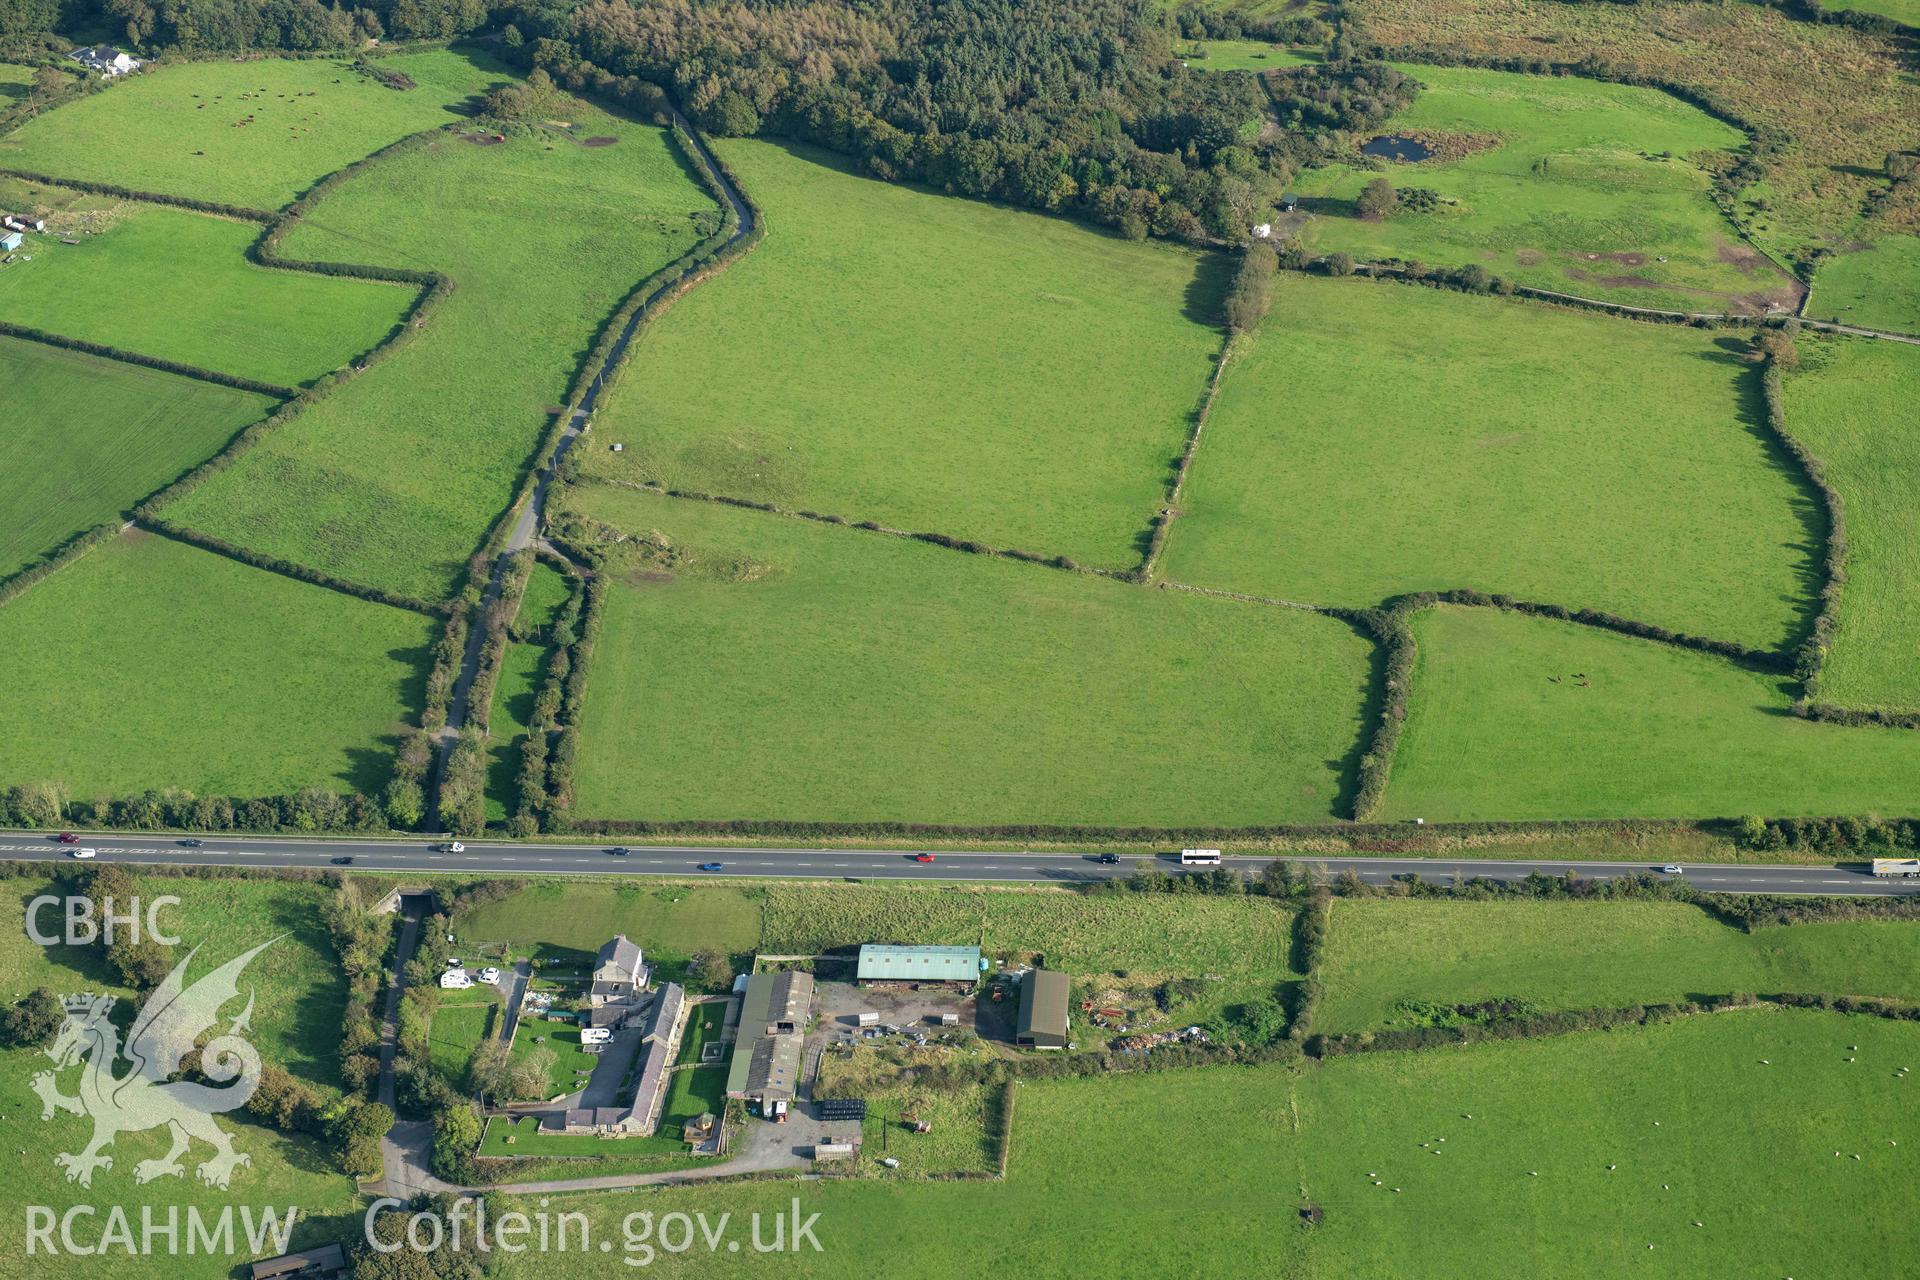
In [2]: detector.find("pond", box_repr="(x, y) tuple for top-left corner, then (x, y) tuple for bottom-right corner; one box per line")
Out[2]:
(1360, 134), (1434, 163)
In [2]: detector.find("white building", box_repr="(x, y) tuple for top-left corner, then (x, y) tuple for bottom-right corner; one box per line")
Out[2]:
(439, 968), (474, 990)
(69, 46), (142, 77)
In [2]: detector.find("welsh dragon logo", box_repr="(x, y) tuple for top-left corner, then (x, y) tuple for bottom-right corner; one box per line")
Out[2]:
(32, 937), (280, 1189)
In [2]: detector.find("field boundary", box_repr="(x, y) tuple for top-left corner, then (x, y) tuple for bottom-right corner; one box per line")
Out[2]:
(1139, 331), (1239, 582)
(136, 518), (449, 616)
(0, 318), (297, 397)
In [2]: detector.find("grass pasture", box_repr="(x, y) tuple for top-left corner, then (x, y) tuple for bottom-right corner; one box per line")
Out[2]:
(1383, 605), (1920, 820)
(0, 49), (508, 208)
(581, 139), (1228, 570)
(762, 882), (1296, 979)
(508, 1023), (598, 1101)
(0, 198), (411, 386)
(484, 641), (546, 822)
(1161, 274), (1819, 650)
(0, 336), (274, 579)
(1299, 1009), (1920, 1279)
(1346, 0), (1920, 283)
(163, 109), (714, 600)
(1291, 64), (1798, 313)
(429, 989), (502, 1089)
(1808, 236), (1920, 336)
(454, 881), (763, 968)
(1781, 338), (1920, 713)
(563, 486), (1374, 826)
(1318, 898), (1920, 1033)
(492, 1009), (1920, 1278)
(0, 531), (433, 797)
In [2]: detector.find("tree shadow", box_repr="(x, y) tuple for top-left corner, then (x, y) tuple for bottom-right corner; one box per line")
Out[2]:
(1724, 363), (1827, 658)
(1328, 612), (1389, 821)
(0, 83), (28, 105)
(1184, 249), (1234, 328)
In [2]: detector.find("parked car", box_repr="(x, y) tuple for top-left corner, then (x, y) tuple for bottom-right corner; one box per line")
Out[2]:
(913, 853), (936, 863)
(609, 847), (631, 856)
(178, 838), (203, 848)
(331, 856), (355, 866)
(54, 833), (79, 844)
(478, 967), (501, 985)
(71, 848), (97, 859)
(446, 957), (462, 969)
(1095, 853), (1120, 865)
(697, 862), (724, 872)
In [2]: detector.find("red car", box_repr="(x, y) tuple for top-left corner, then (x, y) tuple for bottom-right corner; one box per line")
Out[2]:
(55, 833), (80, 844)
(913, 853), (936, 863)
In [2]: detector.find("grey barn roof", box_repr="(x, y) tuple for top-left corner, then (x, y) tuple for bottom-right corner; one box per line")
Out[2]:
(1016, 968), (1071, 1044)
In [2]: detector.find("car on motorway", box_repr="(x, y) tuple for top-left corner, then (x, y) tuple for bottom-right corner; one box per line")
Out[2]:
(609, 847), (631, 856)
(179, 838), (203, 848)
(697, 862), (725, 872)
(55, 832), (80, 844)
(1095, 853), (1120, 865)
(71, 848), (97, 859)
(913, 853), (936, 863)
(331, 856), (355, 866)
(434, 842), (465, 853)
(1661, 864), (1685, 875)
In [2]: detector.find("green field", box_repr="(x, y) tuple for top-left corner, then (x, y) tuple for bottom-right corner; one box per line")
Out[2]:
(0, 531), (433, 796)
(1782, 338), (1920, 712)
(659, 1065), (728, 1136)
(0, 200), (410, 386)
(763, 882), (1295, 978)
(1161, 274), (1818, 650)
(1826, 0), (1920, 24)
(563, 486), (1373, 825)
(1318, 898), (1920, 1033)
(1383, 605), (1920, 820)
(1177, 40), (1316, 71)
(1291, 64), (1798, 313)
(484, 640), (547, 821)
(455, 881), (763, 962)
(162, 108), (714, 600)
(0, 337), (274, 579)
(1298, 1009), (1920, 1278)
(509, 1023), (598, 1100)
(491, 1010), (1920, 1278)
(0, 874), (363, 1272)
(1808, 236), (1920, 335)
(429, 991), (501, 1088)
(580, 139), (1228, 569)
(0, 49), (507, 208)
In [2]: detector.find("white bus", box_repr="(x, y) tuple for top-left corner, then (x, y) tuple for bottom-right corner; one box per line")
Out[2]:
(1179, 848), (1223, 867)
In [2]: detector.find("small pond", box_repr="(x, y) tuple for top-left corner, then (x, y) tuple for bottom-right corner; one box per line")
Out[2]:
(1360, 134), (1433, 163)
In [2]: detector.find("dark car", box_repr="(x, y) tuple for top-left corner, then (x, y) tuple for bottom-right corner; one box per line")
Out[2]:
(55, 832), (80, 844)
(697, 862), (724, 872)
(1095, 853), (1120, 865)
(609, 847), (631, 856)
(331, 856), (355, 866)
(179, 838), (203, 848)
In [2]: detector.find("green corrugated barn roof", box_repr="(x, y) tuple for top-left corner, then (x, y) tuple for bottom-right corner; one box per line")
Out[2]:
(856, 944), (982, 982)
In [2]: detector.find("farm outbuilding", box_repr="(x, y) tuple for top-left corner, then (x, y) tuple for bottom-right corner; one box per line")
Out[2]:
(726, 971), (815, 1105)
(1016, 967), (1070, 1049)
(0, 231), (22, 253)
(856, 944), (982, 986)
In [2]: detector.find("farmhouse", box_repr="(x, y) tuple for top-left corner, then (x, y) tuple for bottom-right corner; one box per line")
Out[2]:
(1015, 967), (1071, 1050)
(856, 944), (982, 987)
(586, 934), (650, 1027)
(68, 46), (141, 76)
(725, 970), (814, 1106)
